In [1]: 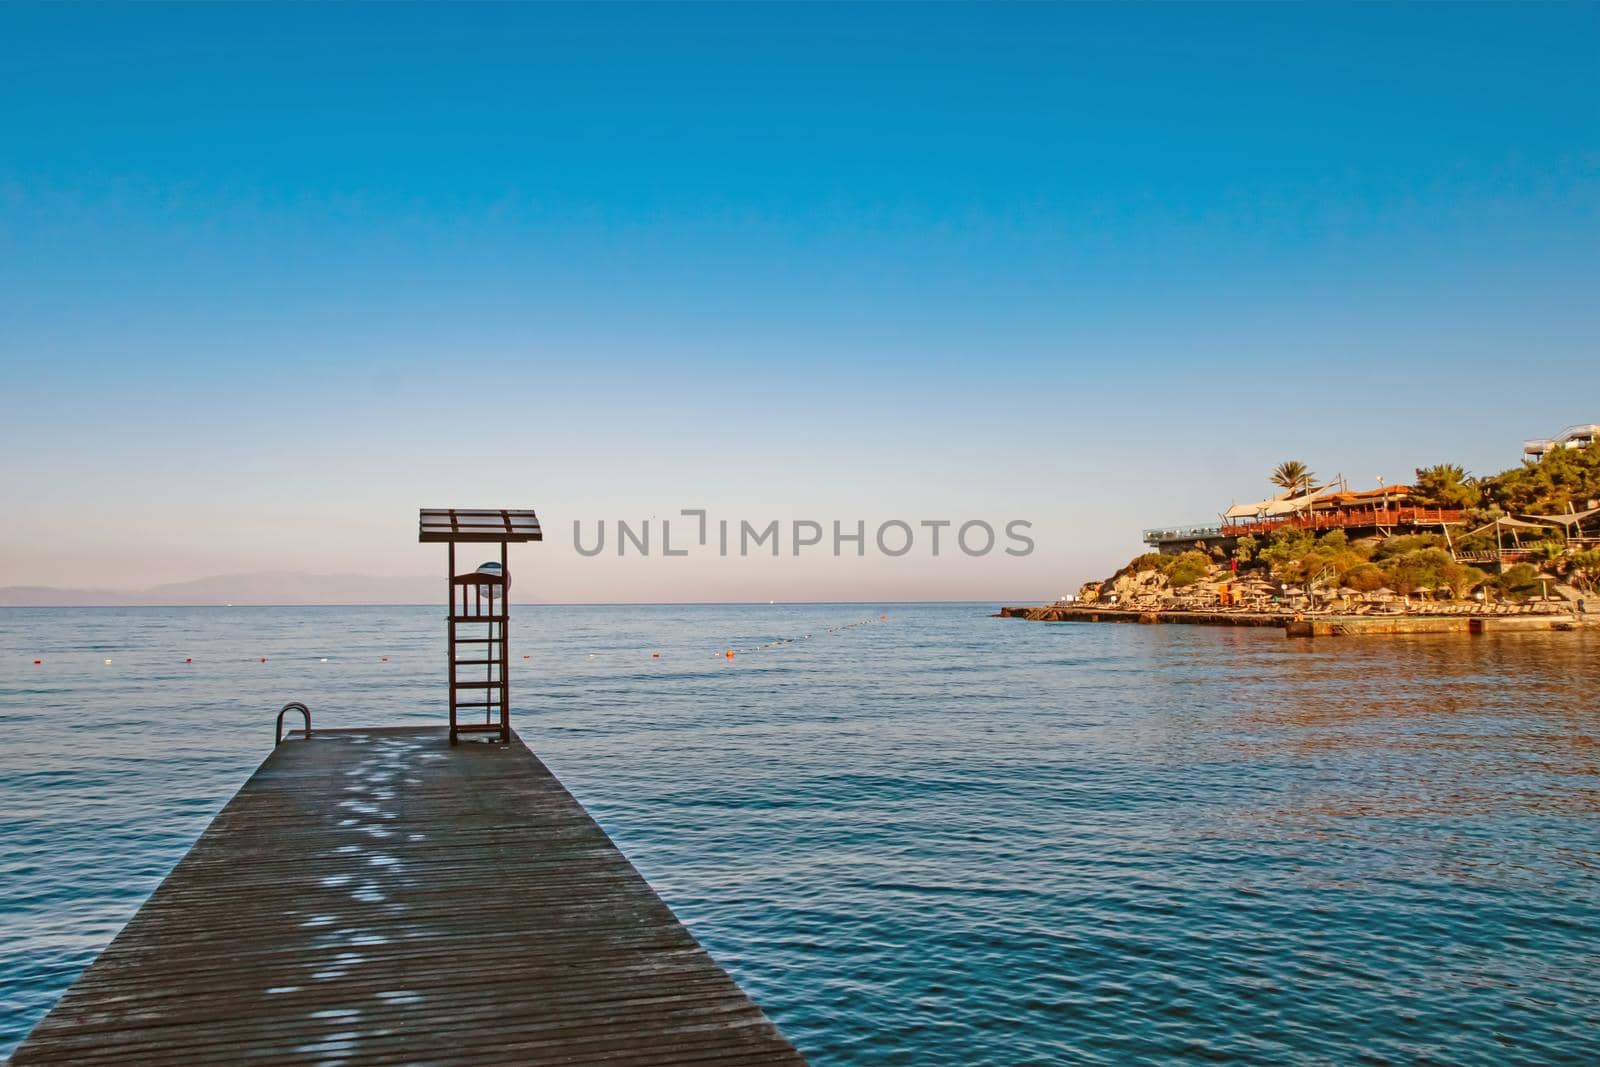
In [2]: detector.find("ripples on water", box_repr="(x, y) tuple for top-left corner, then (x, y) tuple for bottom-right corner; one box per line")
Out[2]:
(2, 605), (1597, 1063)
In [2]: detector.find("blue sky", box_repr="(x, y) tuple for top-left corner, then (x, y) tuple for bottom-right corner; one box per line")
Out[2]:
(3, 5), (1597, 600)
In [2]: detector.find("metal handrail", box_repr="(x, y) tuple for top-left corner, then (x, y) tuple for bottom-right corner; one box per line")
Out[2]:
(1142, 523), (1224, 544)
(275, 702), (312, 745)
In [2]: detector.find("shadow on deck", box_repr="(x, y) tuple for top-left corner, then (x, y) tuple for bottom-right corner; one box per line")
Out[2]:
(13, 727), (805, 1066)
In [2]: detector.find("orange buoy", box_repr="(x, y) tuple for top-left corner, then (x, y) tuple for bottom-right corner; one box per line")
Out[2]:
(523, 654), (530, 659)
(32, 659), (41, 665)
(259, 657), (267, 663)
(652, 652), (661, 658)
(381, 656), (388, 662)
(725, 649), (735, 659)
(881, 613), (887, 620)
(184, 657), (192, 663)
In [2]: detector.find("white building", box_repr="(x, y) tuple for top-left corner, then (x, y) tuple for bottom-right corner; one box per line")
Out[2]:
(1524, 424), (1600, 461)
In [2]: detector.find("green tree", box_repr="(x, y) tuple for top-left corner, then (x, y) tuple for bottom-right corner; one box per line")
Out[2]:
(1412, 464), (1481, 509)
(1481, 440), (1600, 514)
(1271, 460), (1314, 495)
(1231, 534), (1258, 565)
(1440, 562), (1489, 600)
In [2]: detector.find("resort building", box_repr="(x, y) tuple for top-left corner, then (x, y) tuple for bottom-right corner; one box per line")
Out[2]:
(1523, 423), (1600, 461)
(1143, 483), (1464, 554)
(1221, 484), (1462, 538)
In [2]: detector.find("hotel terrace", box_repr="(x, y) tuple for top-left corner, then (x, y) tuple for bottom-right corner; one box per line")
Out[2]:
(1144, 484), (1599, 567)
(1143, 483), (1462, 554)
(1146, 424), (1600, 565)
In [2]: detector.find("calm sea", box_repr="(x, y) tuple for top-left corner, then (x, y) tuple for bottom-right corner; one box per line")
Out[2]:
(2, 604), (1597, 1063)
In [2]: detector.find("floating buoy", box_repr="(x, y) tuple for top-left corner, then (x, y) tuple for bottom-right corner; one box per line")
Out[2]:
(184, 657), (192, 664)
(523, 655), (530, 660)
(725, 650), (735, 659)
(104, 659), (112, 665)
(652, 652), (660, 658)
(32, 659), (41, 665)
(320, 658), (329, 663)
(881, 613), (887, 620)
(260, 657), (267, 663)
(381, 656), (388, 662)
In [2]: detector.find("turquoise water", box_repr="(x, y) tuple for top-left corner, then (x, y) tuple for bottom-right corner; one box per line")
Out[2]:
(2, 604), (1597, 1063)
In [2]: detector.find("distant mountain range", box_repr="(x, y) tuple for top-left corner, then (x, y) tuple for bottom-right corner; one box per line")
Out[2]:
(0, 572), (440, 607)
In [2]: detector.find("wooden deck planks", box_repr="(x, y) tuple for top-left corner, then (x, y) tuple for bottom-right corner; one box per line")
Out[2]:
(12, 727), (805, 1066)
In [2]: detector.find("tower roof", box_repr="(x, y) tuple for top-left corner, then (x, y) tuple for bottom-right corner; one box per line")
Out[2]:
(419, 508), (543, 543)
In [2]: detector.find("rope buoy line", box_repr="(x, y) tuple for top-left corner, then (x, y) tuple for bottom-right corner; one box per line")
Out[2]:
(714, 611), (890, 660)
(23, 613), (895, 668)
(25, 654), (431, 665)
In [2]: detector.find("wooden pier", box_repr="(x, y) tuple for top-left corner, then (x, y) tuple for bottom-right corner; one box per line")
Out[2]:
(13, 727), (805, 1066)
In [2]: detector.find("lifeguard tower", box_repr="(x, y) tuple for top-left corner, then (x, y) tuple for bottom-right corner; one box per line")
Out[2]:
(419, 508), (543, 744)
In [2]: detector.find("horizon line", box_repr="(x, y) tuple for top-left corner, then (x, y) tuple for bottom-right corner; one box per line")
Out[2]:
(0, 599), (1022, 609)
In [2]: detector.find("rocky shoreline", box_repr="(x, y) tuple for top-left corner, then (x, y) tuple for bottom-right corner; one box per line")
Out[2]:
(995, 603), (1590, 636)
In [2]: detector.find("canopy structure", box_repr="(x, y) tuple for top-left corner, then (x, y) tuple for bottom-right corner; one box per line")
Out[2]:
(1224, 491), (1290, 520)
(1223, 484), (1331, 520)
(1460, 516), (1556, 539)
(1524, 506), (1600, 528)
(419, 508), (543, 544)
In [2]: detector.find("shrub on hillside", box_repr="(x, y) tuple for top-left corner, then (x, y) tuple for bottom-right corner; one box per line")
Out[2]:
(1120, 553), (1169, 577)
(1492, 563), (1543, 600)
(1343, 564), (1388, 592)
(1166, 551), (1211, 588)
(1259, 528), (1373, 591)
(1570, 549), (1600, 591)
(1372, 533), (1446, 560)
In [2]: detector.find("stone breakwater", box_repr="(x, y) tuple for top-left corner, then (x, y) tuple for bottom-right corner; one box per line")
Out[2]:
(996, 604), (1588, 637)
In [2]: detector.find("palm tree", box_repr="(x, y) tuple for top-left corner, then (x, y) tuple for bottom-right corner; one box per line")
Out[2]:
(1271, 460), (1313, 495)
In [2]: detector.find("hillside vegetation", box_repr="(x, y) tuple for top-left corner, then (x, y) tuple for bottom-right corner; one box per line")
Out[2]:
(1095, 441), (1600, 605)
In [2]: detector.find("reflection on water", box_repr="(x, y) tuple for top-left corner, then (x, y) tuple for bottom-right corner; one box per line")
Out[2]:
(2, 606), (1597, 1063)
